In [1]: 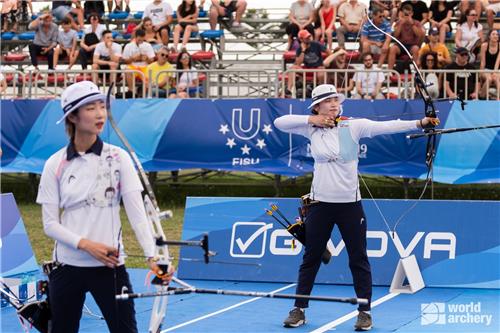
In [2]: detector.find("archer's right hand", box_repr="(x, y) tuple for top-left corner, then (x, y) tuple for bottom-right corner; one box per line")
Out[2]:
(78, 238), (120, 268)
(309, 115), (336, 128)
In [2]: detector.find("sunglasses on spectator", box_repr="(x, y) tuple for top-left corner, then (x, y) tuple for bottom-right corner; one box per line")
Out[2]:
(158, 53), (168, 57)
(181, 55), (190, 59)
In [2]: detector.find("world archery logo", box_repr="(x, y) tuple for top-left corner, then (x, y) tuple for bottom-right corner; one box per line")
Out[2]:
(218, 108), (273, 166)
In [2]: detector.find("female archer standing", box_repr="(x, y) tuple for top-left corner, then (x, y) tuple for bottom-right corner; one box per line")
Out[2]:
(274, 84), (438, 331)
(36, 81), (169, 333)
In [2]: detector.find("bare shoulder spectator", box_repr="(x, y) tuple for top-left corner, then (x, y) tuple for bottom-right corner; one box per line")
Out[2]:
(444, 47), (480, 100)
(92, 30), (122, 84)
(173, 0), (199, 52)
(209, 0), (247, 29)
(361, 7), (392, 68)
(78, 13), (105, 70)
(387, 3), (424, 71)
(147, 47), (176, 97)
(54, 17), (78, 70)
(1, 0), (18, 32)
(486, 1), (500, 31)
(401, 0), (429, 25)
(286, 0), (315, 51)
(323, 47), (355, 95)
(336, 0), (367, 49)
(418, 27), (451, 68)
(172, 51), (199, 98)
(122, 29), (156, 95)
(353, 52), (385, 99)
(479, 29), (500, 99)
(428, 0), (452, 44)
(52, 0), (84, 30)
(143, 0), (174, 46)
(455, 8), (483, 63)
(28, 12), (59, 72)
(137, 17), (163, 50)
(314, 0), (336, 52)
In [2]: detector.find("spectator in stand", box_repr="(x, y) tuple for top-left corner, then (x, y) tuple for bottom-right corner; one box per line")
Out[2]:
(428, 0), (453, 44)
(353, 52), (385, 99)
(336, 0), (367, 49)
(314, 0), (336, 52)
(287, 29), (326, 94)
(459, 1), (483, 20)
(1, 0), (17, 32)
(370, 0), (400, 23)
(418, 27), (451, 68)
(286, 0), (315, 51)
(54, 17), (78, 70)
(137, 17), (163, 50)
(361, 7), (392, 68)
(18, 0), (33, 22)
(146, 46), (175, 97)
(420, 51), (440, 98)
(401, 0), (429, 25)
(445, 47), (480, 100)
(84, 1), (105, 19)
(122, 29), (156, 95)
(108, 0), (131, 13)
(323, 47), (355, 95)
(486, 1), (500, 32)
(209, 0), (247, 29)
(52, 0), (84, 31)
(78, 13), (106, 70)
(173, 0), (199, 52)
(172, 50), (199, 98)
(28, 12), (58, 72)
(479, 29), (500, 99)
(0, 72), (7, 94)
(387, 3), (424, 71)
(455, 8), (483, 63)
(92, 29), (122, 84)
(143, 0), (174, 47)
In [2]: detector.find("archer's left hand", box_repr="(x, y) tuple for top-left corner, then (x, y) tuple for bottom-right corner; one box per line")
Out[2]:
(148, 258), (175, 282)
(419, 117), (440, 129)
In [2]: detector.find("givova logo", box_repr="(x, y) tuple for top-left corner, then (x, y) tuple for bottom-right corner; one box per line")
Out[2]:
(421, 302), (493, 326)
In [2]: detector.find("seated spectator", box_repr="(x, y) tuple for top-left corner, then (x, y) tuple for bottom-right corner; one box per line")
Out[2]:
(459, 1), (483, 20)
(353, 52), (385, 99)
(428, 0), (452, 44)
(143, 0), (174, 46)
(108, 0), (131, 13)
(1, 0), (18, 32)
(486, 1), (500, 31)
(336, 0), (367, 49)
(137, 17), (163, 50)
(0, 72), (7, 94)
(388, 3), (424, 71)
(285, 0), (315, 51)
(28, 12), (58, 72)
(78, 13), (106, 69)
(54, 17), (78, 69)
(455, 8), (483, 63)
(172, 50), (199, 98)
(52, 0), (84, 31)
(418, 27), (451, 68)
(479, 29), (500, 99)
(209, 0), (247, 29)
(419, 51), (440, 98)
(361, 7), (392, 68)
(444, 47), (480, 100)
(370, 0), (399, 23)
(84, 0), (105, 19)
(401, 0), (429, 25)
(92, 29), (122, 84)
(287, 29), (326, 93)
(314, 0), (336, 52)
(323, 47), (355, 95)
(146, 46), (176, 97)
(122, 29), (156, 95)
(173, 0), (199, 52)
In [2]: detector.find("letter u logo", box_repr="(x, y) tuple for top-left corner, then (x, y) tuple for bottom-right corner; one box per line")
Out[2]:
(231, 108), (261, 140)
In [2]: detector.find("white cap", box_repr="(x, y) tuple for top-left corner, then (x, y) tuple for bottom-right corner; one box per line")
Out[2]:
(57, 81), (108, 124)
(308, 84), (345, 109)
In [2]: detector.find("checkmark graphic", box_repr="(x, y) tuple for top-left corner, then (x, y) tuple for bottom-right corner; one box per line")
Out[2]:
(235, 224), (273, 253)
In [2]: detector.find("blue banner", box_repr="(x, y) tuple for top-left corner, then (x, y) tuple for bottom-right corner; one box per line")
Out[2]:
(1, 99), (499, 184)
(178, 197), (500, 289)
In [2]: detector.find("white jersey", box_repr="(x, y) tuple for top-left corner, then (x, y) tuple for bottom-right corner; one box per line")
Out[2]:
(122, 40), (155, 66)
(37, 140), (155, 266)
(94, 41), (122, 58)
(143, 1), (173, 26)
(274, 115), (418, 203)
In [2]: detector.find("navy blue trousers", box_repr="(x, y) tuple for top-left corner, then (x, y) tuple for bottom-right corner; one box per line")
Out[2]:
(294, 201), (372, 312)
(48, 264), (138, 333)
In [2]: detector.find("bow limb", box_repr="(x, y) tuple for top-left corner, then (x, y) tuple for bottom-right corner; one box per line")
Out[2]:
(106, 85), (172, 333)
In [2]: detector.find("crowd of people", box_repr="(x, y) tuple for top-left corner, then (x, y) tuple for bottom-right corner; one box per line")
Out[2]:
(1, 0), (499, 100)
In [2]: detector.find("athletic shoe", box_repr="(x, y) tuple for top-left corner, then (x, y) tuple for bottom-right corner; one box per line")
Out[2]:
(283, 307), (306, 328)
(354, 311), (372, 331)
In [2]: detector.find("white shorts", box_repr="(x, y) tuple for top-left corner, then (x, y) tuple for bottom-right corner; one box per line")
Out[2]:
(486, 3), (500, 13)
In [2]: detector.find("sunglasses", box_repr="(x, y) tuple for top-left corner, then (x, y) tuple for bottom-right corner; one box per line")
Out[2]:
(158, 53), (168, 57)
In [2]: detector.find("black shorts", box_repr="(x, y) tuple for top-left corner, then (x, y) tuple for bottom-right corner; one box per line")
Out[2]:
(158, 25), (171, 35)
(2, 10), (17, 23)
(222, 0), (237, 16)
(179, 22), (196, 29)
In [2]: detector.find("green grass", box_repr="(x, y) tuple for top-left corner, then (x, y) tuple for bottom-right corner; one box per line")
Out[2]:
(4, 171), (500, 268)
